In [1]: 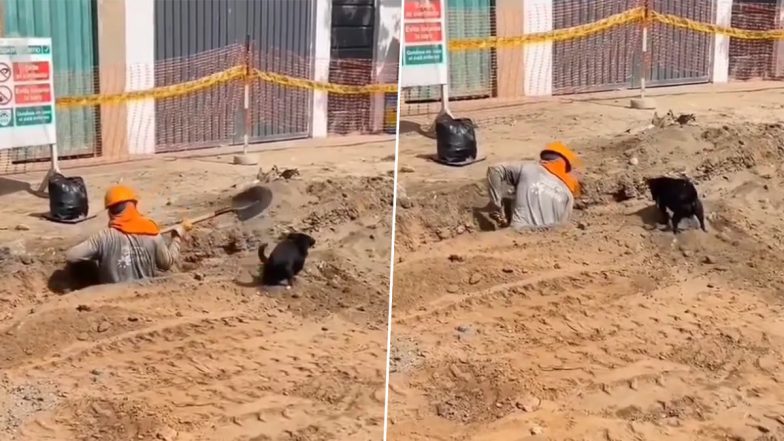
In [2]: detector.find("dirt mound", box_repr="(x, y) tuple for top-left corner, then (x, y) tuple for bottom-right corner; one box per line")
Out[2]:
(0, 174), (390, 441)
(394, 182), (484, 252)
(580, 122), (784, 204)
(389, 121), (784, 440)
(300, 176), (394, 232)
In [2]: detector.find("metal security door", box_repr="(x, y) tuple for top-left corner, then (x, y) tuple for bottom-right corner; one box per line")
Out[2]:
(2, 0), (98, 160)
(155, 0), (313, 153)
(552, 0), (640, 95)
(405, 0), (493, 103)
(645, 0), (713, 87)
(329, 0), (375, 134)
(728, 0), (778, 80)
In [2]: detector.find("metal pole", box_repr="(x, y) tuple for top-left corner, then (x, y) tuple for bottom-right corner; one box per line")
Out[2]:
(233, 34), (257, 165)
(440, 83), (450, 114)
(243, 34), (251, 156)
(640, 0), (649, 100)
(630, 0), (655, 109)
(37, 143), (60, 194)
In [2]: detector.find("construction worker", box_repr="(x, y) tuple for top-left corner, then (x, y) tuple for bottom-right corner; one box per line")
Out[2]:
(486, 141), (583, 230)
(65, 185), (190, 284)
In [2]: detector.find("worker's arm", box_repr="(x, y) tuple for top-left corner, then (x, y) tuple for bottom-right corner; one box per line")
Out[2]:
(154, 234), (181, 271)
(487, 163), (524, 211)
(65, 232), (103, 263)
(487, 164), (522, 187)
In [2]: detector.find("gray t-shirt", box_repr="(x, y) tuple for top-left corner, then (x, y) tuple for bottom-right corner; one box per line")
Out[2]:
(65, 228), (181, 284)
(488, 162), (574, 230)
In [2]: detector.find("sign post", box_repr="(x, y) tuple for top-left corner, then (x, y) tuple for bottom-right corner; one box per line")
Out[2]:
(0, 38), (58, 191)
(401, 0), (451, 117)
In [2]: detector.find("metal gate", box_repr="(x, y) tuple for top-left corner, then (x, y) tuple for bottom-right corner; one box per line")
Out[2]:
(405, 0), (493, 103)
(729, 0), (779, 80)
(553, 0), (640, 95)
(154, 0), (314, 153)
(2, 0), (98, 161)
(645, 0), (713, 87)
(329, 0), (375, 134)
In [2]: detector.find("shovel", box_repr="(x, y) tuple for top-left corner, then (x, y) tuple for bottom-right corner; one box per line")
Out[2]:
(161, 185), (273, 234)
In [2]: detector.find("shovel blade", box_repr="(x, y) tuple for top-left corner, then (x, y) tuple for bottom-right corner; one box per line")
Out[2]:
(232, 185), (273, 222)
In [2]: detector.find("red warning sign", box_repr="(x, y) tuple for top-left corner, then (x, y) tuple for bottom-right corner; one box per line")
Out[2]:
(405, 0), (442, 20)
(405, 22), (443, 43)
(13, 62), (50, 82)
(14, 84), (51, 104)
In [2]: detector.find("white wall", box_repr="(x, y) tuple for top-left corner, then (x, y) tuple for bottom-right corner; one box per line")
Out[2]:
(372, 0), (401, 132)
(775, 0), (784, 77)
(523, 0), (553, 96)
(311, 0), (331, 138)
(97, 0), (156, 158)
(713, 0), (733, 83)
(124, 0), (155, 154)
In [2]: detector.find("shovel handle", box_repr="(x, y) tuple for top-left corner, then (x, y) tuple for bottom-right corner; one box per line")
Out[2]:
(160, 206), (234, 234)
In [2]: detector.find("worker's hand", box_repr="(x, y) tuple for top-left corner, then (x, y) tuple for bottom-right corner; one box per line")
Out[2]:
(489, 209), (506, 227)
(171, 225), (187, 239)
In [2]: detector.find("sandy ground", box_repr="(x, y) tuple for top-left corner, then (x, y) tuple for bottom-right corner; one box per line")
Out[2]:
(0, 137), (394, 441)
(389, 82), (784, 440)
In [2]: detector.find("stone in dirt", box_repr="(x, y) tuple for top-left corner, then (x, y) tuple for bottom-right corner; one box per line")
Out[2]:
(399, 197), (414, 209)
(468, 273), (482, 285)
(515, 395), (541, 412)
(448, 254), (465, 262)
(155, 426), (178, 441)
(446, 285), (459, 293)
(96, 321), (111, 333)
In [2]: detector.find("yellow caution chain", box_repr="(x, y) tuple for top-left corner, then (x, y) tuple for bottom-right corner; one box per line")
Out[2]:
(56, 66), (398, 109)
(449, 7), (645, 51)
(55, 7), (784, 108)
(250, 69), (398, 94)
(56, 66), (246, 108)
(650, 10), (784, 40)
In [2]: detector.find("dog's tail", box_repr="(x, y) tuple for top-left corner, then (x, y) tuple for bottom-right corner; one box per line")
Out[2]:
(258, 243), (269, 263)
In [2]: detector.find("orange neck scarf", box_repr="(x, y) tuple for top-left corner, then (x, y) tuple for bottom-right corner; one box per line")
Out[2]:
(109, 203), (160, 236)
(541, 158), (581, 197)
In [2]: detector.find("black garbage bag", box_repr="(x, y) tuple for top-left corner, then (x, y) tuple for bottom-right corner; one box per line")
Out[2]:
(48, 173), (89, 222)
(435, 113), (477, 164)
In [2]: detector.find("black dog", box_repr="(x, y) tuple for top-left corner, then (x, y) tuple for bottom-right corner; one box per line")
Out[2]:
(258, 232), (316, 287)
(646, 176), (707, 234)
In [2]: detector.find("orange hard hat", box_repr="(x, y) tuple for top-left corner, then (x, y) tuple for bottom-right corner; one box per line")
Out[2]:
(104, 185), (138, 208)
(541, 141), (582, 171)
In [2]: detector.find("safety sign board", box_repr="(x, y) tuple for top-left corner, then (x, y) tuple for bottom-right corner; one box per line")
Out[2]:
(14, 61), (50, 82)
(0, 37), (57, 149)
(401, 0), (449, 88)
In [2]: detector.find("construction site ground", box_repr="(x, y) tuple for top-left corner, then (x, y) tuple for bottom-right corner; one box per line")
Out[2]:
(390, 82), (784, 441)
(0, 137), (395, 441)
